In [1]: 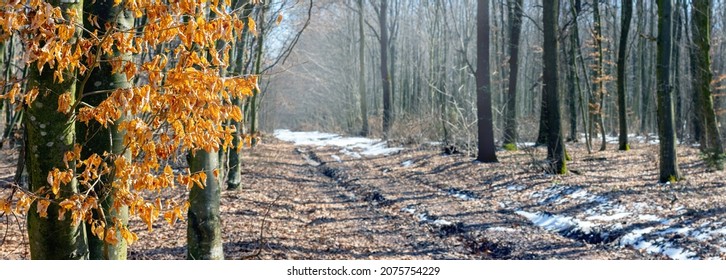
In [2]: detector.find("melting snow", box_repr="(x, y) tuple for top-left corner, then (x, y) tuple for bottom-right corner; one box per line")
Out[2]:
(619, 227), (696, 260)
(516, 211), (595, 234)
(274, 129), (403, 157)
(487, 227), (518, 232)
(445, 188), (477, 201)
(638, 214), (663, 222)
(401, 206), (453, 226)
(506, 185), (526, 191)
(586, 212), (631, 221)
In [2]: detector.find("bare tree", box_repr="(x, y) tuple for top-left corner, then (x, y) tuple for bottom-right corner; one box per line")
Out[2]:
(476, 0), (498, 163)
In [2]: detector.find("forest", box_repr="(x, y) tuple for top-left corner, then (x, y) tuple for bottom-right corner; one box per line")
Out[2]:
(1, 0), (726, 260)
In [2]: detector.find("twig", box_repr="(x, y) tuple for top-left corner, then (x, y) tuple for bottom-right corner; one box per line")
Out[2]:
(238, 192), (280, 260)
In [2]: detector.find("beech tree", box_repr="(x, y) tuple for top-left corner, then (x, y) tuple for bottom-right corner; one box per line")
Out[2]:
(378, 0), (393, 137)
(1, 0), (258, 259)
(544, 0), (565, 174)
(656, 0), (680, 182)
(24, 0), (88, 260)
(502, 0), (523, 151)
(79, 0), (133, 260)
(691, 0), (723, 169)
(358, 0), (369, 136)
(617, 0), (633, 151)
(476, 0), (497, 163)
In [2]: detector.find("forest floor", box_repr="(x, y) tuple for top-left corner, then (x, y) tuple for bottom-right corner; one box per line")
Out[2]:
(2, 130), (726, 260)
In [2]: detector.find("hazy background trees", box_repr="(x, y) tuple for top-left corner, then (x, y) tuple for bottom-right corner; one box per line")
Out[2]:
(261, 0), (726, 159)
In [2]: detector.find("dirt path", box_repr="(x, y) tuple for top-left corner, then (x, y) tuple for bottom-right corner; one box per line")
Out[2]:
(3, 137), (726, 259)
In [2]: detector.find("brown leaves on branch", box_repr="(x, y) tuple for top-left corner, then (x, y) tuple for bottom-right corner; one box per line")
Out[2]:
(0, 0), (261, 242)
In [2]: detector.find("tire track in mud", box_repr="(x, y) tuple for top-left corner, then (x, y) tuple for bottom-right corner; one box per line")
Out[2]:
(295, 147), (514, 259)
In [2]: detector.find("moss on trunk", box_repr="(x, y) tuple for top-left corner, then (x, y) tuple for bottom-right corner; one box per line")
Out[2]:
(25, 0), (88, 260)
(187, 150), (224, 260)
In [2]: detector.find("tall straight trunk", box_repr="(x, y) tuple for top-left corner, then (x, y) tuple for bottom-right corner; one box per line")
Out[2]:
(544, 0), (566, 174)
(248, 4), (266, 143)
(570, 0), (591, 152)
(640, 0), (652, 135)
(503, 0), (523, 149)
(687, 4), (703, 144)
(26, 0), (88, 259)
(593, 0), (607, 151)
(567, 36), (577, 142)
(656, 0), (681, 182)
(187, 150), (224, 259)
(674, 0), (684, 140)
(79, 0), (133, 260)
(476, 0), (497, 162)
(226, 0), (252, 191)
(358, 0), (369, 136)
(379, 0), (392, 136)
(536, 85), (549, 145)
(617, 0), (633, 151)
(692, 0), (723, 168)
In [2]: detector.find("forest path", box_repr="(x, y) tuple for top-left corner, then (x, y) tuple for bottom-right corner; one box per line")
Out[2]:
(226, 138), (650, 260)
(3, 134), (725, 260)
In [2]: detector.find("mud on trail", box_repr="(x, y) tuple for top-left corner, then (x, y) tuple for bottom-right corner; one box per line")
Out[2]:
(2, 135), (726, 259)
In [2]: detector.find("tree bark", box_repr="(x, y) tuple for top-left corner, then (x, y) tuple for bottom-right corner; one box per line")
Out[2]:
(226, 0), (252, 191)
(617, 0), (633, 151)
(544, 0), (566, 174)
(26, 0), (88, 260)
(359, 0), (369, 136)
(476, 0), (498, 163)
(691, 0), (723, 168)
(187, 150), (224, 260)
(656, 0), (681, 182)
(592, 0), (607, 151)
(379, 0), (393, 136)
(503, 0), (523, 150)
(78, 0), (133, 260)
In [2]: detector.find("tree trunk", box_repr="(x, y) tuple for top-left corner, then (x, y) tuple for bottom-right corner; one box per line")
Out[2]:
(78, 0), (133, 260)
(691, 0), (723, 168)
(536, 86), (549, 145)
(656, 0), (681, 182)
(379, 0), (392, 137)
(476, 0), (498, 162)
(544, 0), (566, 174)
(359, 0), (369, 136)
(187, 150), (224, 260)
(25, 0), (88, 260)
(226, 0), (252, 191)
(503, 0), (523, 150)
(248, 4), (266, 144)
(592, 0), (607, 151)
(617, 0), (633, 151)
(567, 35), (577, 143)
(674, 0), (684, 141)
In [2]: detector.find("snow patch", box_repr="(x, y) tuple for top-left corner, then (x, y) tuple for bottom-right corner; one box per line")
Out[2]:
(401, 160), (414, 167)
(506, 185), (526, 191)
(401, 206), (454, 226)
(487, 227), (518, 232)
(445, 188), (477, 201)
(619, 227), (697, 260)
(516, 210), (595, 234)
(638, 214), (664, 222)
(274, 129), (403, 157)
(586, 212), (631, 221)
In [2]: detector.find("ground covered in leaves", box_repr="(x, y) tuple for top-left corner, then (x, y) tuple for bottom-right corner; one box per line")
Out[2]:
(2, 133), (726, 260)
